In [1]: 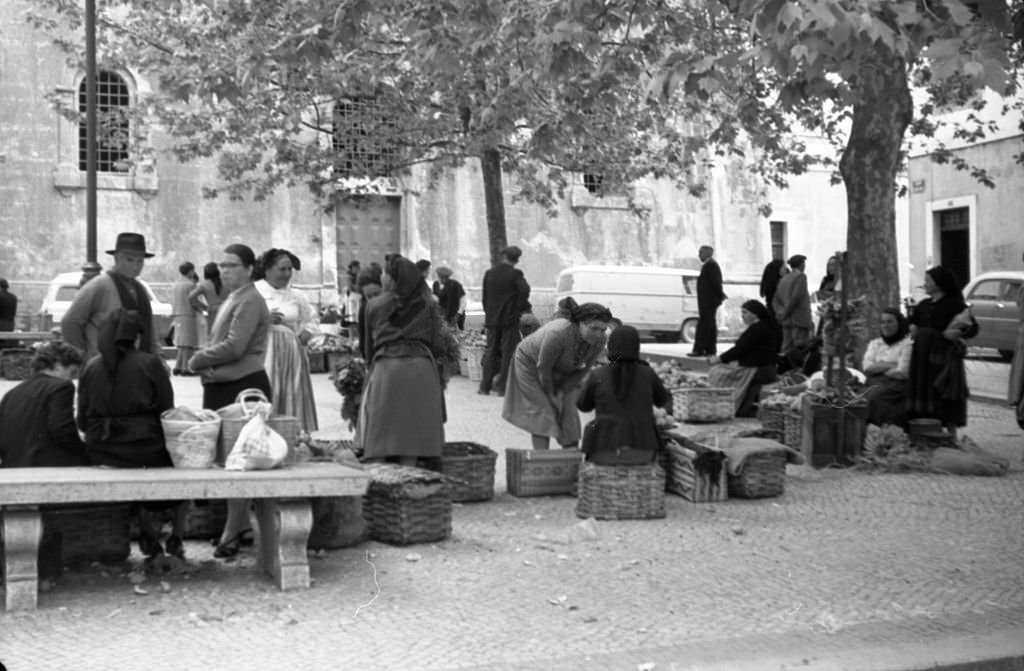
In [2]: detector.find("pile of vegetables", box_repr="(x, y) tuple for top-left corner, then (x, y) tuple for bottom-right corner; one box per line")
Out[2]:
(332, 357), (367, 431)
(650, 360), (712, 389)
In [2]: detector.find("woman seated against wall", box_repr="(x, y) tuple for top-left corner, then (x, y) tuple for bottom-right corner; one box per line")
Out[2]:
(861, 308), (913, 427)
(708, 299), (780, 417)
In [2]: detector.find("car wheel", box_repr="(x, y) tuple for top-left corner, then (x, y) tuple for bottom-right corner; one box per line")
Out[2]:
(680, 319), (698, 344)
(998, 349), (1015, 362)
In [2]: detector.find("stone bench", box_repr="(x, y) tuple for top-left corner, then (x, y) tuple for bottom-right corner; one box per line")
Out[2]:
(0, 462), (369, 611)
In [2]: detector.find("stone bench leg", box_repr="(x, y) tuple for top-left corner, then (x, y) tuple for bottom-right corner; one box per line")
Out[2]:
(254, 498), (312, 591)
(2, 506), (42, 611)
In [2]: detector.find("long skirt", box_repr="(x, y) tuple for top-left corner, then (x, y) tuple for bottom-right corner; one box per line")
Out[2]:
(864, 373), (909, 427)
(1008, 322), (1024, 405)
(908, 328), (968, 427)
(172, 312), (201, 348)
(501, 348), (582, 445)
(264, 325), (318, 433)
(356, 355), (444, 459)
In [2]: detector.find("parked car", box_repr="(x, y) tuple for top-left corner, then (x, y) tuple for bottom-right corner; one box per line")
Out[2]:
(963, 271), (1024, 361)
(39, 271), (174, 341)
(555, 265), (702, 342)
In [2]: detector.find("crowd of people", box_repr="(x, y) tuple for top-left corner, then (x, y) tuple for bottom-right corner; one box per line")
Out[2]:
(0, 231), (1021, 566)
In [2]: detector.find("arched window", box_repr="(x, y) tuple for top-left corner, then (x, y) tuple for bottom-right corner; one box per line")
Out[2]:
(78, 71), (130, 173)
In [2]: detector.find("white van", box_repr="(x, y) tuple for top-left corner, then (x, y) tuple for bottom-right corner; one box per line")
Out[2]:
(554, 265), (701, 342)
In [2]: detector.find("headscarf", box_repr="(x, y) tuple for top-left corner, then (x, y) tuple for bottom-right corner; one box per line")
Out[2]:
(880, 307), (910, 346)
(926, 266), (964, 303)
(97, 308), (143, 375)
(741, 299), (771, 322)
(386, 256), (429, 328)
(607, 325), (649, 402)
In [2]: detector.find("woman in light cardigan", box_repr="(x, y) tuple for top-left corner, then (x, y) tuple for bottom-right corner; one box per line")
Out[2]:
(188, 243), (271, 558)
(862, 307), (913, 427)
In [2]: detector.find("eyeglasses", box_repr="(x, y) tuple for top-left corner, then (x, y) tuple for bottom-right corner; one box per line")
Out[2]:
(218, 262), (242, 269)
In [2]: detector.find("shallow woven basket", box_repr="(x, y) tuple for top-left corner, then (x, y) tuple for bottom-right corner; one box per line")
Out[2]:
(362, 464), (452, 545)
(575, 462), (666, 520)
(757, 405), (786, 434)
(440, 441), (497, 502)
(728, 451), (787, 499)
(671, 387), (734, 423)
(506, 448), (582, 497)
(783, 409), (802, 450)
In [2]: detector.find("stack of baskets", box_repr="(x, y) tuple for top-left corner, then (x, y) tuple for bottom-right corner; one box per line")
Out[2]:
(362, 463), (452, 545)
(575, 462), (666, 520)
(505, 448), (582, 497)
(671, 387), (734, 423)
(438, 441), (497, 502)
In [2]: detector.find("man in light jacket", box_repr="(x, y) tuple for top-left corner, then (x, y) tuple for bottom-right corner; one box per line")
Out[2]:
(773, 254), (814, 353)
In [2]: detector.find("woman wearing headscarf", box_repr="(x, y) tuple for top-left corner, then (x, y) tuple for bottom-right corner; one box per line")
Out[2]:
(357, 256), (449, 465)
(254, 248), (319, 433)
(862, 308), (913, 427)
(576, 325), (671, 465)
(502, 297), (614, 450)
(77, 309), (184, 559)
(907, 266), (978, 434)
(188, 243), (271, 559)
(708, 299), (780, 417)
(356, 264), (384, 361)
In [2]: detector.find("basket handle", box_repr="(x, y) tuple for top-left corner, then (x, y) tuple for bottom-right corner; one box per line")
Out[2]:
(234, 388), (270, 417)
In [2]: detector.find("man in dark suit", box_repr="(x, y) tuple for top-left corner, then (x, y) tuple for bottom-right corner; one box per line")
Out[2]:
(691, 245), (726, 356)
(479, 245), (531, 396)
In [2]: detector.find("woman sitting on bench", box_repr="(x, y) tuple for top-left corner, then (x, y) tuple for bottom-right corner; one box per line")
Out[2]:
(77, 309), (185, 561)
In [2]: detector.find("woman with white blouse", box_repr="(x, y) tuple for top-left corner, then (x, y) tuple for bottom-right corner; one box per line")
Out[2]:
(862, 308), (913, 427)
(254, 249), (319, 433)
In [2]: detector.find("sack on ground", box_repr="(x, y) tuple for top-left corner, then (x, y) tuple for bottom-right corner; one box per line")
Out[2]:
(160, 407), (221, 468)
(930, 446), (1008, 477)
(225, 410), (288, 471)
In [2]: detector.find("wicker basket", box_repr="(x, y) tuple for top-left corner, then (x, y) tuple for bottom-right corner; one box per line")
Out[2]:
(783, 409), (802, 449)
(307, 351), (328, 374)
(0, 348), (33, 381)
(505, 448), (582, 497)
(464, 346), (484, 382)
(663, 439), (728, 503)
(41, 504), (132, 564)
(671, 387), (734, 423)
(439, 441), (497, 502)
(575, 462), (666, 520)
(362, 464), (452, 545)
(757, 405), (786, 434)
(728, 450), (787, 498)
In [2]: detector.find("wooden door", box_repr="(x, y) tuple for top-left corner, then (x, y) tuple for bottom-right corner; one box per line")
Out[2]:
(334, 196), (401, 273)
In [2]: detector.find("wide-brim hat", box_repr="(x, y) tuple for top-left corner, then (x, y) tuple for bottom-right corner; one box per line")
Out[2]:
(106, 232), (155, 258)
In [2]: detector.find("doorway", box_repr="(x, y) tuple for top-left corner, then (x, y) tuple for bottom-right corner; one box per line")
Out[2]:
(937, 207), (970, 288)
(334, 195), (402, 283)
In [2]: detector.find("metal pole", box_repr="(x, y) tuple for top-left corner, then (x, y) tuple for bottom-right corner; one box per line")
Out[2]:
(81, 0), (101, 287)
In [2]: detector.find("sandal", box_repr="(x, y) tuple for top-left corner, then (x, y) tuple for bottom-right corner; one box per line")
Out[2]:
(213, 533), (244, 559)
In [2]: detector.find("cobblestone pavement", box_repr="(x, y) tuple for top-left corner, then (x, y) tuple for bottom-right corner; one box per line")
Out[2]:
(1, 373), (1023, 670)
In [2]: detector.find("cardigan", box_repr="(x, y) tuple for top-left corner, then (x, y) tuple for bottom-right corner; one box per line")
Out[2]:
(188, 282), (270, 383)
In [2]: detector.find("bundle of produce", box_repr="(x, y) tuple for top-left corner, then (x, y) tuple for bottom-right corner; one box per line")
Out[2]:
(307, 333), (354, 354)
(653, 406), (677, 430)
(817, 295), (870, 357)
(454, 328), (487, 349)
(333, 357), (367, 431)
(650, 361), (710, 389)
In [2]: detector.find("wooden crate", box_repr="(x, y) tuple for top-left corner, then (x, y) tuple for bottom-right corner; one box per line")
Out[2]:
(505, 448), (582, 497)
(439, 441), (497, 502)
(663, 440), (728, 503)
(799, 396), (868, 468)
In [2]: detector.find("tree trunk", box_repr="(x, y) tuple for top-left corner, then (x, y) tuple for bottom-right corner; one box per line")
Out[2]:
(839, 55), (912, 359)
(480, 146), (508, 267)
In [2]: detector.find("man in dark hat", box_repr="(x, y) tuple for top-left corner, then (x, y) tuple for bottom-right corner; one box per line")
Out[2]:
(479, 245), (531, 396)
(772, 254), (813, 352)
(62, 232), (162, 359)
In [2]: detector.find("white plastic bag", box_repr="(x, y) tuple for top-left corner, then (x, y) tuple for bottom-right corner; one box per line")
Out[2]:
(224, 410), (289, 471)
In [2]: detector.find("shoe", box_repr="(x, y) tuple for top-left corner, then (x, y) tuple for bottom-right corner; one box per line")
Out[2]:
(239, 528), (255, 546)
(477, 390), (490, 396)
(139, 534), (164, 558)
(172, 368), (182, 376)
(213, 536), (241, 559)
(165, 535), (185, 560)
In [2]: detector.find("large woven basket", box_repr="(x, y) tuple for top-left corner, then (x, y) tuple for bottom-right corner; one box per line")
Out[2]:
(671, 387), (734, 423)
(663, 439), (728, 503)
(219, 414), (299, 465)
(757, 405), (786, 434)
(41, 504), (132, 564)
(783, 409), (802, 449)
(506, 448), (582, 497)
(0, 348), (33, 381)
(575, 462), (666, 520)
(439, 441), (497, 502)
(362, 464), (452, 545)
(728, 450), (787, 498)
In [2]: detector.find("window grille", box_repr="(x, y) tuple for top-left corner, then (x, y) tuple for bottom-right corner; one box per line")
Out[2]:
(582, 173), (604, 195)
(770, 221), (787, 261)
(332, 98), (397, 178)
(78, 71), (130, 173)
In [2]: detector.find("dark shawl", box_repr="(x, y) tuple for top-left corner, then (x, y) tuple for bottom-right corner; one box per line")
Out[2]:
(108, 271), (154, 353)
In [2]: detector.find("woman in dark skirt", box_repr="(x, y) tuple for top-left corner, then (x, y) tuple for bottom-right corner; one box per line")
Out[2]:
(907, 266), (978, 435)
(188, 243), (271, 558)
(576, 325), (671, 465)
(862, 308), (912, 427)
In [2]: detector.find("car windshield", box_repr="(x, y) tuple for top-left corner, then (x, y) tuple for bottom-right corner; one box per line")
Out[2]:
(55, 286), (78, 301)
